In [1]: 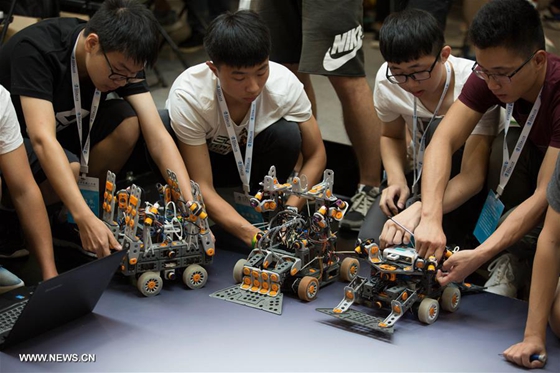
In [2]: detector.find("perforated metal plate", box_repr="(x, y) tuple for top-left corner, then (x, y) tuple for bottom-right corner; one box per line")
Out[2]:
(316, 308), (394, 334)
(210, 285), (284, 315)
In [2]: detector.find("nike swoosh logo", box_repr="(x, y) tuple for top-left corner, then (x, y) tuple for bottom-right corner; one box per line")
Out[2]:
(322, 36), (363, 72)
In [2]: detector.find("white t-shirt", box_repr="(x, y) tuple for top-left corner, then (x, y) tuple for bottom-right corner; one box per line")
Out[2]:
(374, 55), (500, 147)
(167, 61), (312, 155)
(0, 85), (23, 155)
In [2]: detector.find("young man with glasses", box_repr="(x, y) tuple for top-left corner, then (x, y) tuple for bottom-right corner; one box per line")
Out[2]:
(0, 0), (197, 258)
(358, 9), (499, 249)
(413, 0), (560, 301)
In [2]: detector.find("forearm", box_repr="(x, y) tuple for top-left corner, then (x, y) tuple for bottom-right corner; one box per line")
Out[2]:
(147, 134), (194, 201)
(381, 136), (408, 186)
(286, 145), (326, 209)
(12, 186), (57, 280)
(441, 134), (492, 214)
(420, 140), (453, 225)
(32, 138), (94, 222)
(202, 186), (260, 247)
(441, 172), (484, 214)
(130, 93), (194, 201)
(524, 222), (560, 343)
(477, 192), (548, 261)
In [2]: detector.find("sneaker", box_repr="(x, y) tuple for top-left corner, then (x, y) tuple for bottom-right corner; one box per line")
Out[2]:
(484, 253), (521, 298)
(0, 266), (24, 294)
(0, 210), (29, 259)
(340, 185), (380, 231)
(52, 221), (97, 259)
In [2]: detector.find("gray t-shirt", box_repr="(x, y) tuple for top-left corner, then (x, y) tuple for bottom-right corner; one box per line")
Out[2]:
(547, 156), (560, 213)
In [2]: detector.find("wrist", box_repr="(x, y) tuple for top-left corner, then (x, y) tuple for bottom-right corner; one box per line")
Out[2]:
(523, 333), (546, 346)
(387, 175), (407, 188)
(72, 207), (98, 226)
(410, 200), (422, 212)
(420, 210), (442, 226)
(243, 225), (261, 248)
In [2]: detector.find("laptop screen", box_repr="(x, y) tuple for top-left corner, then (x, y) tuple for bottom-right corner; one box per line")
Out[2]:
(0, 249), (127, 349)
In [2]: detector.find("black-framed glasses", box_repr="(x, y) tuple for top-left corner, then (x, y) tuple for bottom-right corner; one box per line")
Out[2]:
(471, 50), (539, 85)
(101, 47), (145, 84)
(386, 55), (439, 84)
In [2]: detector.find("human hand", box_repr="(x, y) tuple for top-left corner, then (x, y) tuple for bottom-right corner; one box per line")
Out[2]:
(436, 249), (483, 287)
(210, 228), (216, 244)
(414, 218), (447, 259)
(77, 216), (122, 258)
(503, 337), (547, 369)
(379, 183), (410, 217)
(379, 202), (421, 249)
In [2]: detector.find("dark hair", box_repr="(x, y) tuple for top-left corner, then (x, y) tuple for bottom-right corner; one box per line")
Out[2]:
(84, 0), (159, 68)
(204, 10), (270, 68)
(379, 8), (444, 64)
(469, 0), (545, 57)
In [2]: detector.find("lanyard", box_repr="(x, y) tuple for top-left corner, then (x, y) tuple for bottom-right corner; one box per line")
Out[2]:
(495, 88), (543, 198)
(411, 60), (452, 196)
(216, 80), (257, 195)
(71, 34), (101, 175)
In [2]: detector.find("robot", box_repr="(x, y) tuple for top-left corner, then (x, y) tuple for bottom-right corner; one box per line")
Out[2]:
(102, 169), (214, 297)
(317, 239), (482, 333)
(210, 167), (360, 314)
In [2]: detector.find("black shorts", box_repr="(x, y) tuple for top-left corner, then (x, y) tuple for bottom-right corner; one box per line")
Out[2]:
(252, 0), (365, 77)
(27, 98), (137, 184)
(209, 118), (302, 191)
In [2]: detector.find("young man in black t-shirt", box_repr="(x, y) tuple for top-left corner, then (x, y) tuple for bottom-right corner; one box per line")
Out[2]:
(0, 0), (196, 258)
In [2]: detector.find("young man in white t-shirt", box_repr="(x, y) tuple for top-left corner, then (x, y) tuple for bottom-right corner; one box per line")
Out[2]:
(0, 84), (58, 292)
(167, 10), (326, 249)
(358, 9), (500, 249)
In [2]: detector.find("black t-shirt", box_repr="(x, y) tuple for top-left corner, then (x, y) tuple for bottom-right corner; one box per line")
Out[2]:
(0, 18), (148, 138)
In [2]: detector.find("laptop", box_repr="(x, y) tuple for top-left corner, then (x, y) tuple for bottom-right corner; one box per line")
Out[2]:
(0, 249), (127, 349)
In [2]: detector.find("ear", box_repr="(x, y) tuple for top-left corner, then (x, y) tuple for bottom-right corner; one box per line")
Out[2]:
(533, 50), (547, 70)
(84, 33), (100, 54)
(206, 61), (219, 77)
(440, 45), (452, 63)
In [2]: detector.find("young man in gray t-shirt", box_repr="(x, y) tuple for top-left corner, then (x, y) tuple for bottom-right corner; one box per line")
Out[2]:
(503, 155), (560, 368)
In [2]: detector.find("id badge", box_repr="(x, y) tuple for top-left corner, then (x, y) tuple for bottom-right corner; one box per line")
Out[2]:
(473, 190), (505, 244)
(68, 176), (100, 223)
(234, 191), (264, 225)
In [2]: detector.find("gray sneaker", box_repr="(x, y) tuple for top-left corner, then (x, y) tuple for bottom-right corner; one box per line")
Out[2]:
(0, 266), (24, 294)
(340, 185), (380, 231)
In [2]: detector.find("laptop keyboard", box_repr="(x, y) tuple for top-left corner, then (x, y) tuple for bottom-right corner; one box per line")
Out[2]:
(0, 300), (28, 334)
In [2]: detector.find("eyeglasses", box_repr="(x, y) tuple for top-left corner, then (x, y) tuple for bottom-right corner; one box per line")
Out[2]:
(386, 55), (439, 84)
(101, 47), (145, 84)
(471, 50), (539, 85)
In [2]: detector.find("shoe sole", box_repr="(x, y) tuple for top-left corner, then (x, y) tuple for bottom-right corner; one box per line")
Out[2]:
(0, 280), (25, 295)
(178, 45), (204, 53)
(483, 287), (517, 298)
(0, 248), (30, 259)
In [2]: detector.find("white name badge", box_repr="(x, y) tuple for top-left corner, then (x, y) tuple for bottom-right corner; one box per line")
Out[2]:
(68, 176), (100, 223)
(473, 190), (505, 244)
(234, 191), (263, 225)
